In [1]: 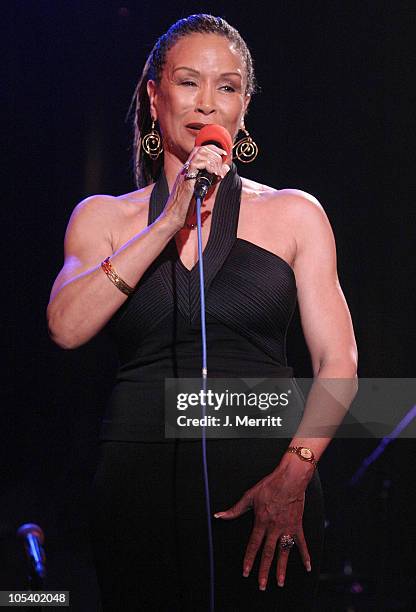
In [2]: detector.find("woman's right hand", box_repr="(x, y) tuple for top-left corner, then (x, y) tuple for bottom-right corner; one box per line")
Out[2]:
(160, 143), (231, 231)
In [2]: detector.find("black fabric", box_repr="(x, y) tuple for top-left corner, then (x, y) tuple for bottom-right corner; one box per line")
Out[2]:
(100, 164), (298, 442)
(89, 166), (325, 610)
(88, 439), (325, 612)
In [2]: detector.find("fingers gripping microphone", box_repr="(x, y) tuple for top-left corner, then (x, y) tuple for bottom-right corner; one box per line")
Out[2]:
(194, 125), (233, 199)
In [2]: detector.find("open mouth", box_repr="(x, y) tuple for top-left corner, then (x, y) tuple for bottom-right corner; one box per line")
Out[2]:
(186, 123), (209, 131)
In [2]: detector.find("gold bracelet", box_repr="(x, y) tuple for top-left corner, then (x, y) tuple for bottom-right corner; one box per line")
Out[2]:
(101, 257), (134, 297)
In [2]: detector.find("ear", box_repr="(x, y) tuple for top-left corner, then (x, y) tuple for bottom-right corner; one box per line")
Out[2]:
(239, 94), (251, 129)
(147, 79), (158, 121)
(243, 94), (251, 116)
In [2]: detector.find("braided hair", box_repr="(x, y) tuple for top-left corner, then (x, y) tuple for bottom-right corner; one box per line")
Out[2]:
(130, 14), (257, 188)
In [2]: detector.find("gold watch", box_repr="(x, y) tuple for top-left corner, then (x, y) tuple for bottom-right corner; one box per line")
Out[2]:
(286, 446), (318, 468)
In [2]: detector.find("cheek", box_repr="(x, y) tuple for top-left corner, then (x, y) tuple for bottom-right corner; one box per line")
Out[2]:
(219, 94), (245, 115)
(162, 86), (195, 115)
(175, 89), (199, 112)
(221, 100), (245, 129)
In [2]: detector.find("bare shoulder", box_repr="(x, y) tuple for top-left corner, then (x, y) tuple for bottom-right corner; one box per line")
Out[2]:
(66, 184), (154, 251)
(64, 194), (120, 247)
(276, 189), (337, 281)
(240, 176), (277, 202)
(241, 177), (330, 231)
(70, 193), (118, 218)
(242, 177), (323, 213)
(116, 183), (154, 212)
(238, 177), (334, 272)
(277, 188), (328, 219)
(71, 184), (153, 222)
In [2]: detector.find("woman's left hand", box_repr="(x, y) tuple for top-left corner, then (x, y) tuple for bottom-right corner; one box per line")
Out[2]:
(214, 464), (313, 590)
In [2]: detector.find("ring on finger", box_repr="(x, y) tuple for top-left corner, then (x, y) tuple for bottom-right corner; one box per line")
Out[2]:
(278, 534), (295, 551)
(181, 160), (199, 180)
(184, 169), (199, 180)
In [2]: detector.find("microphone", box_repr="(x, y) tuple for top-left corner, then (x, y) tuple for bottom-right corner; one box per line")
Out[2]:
(194, 125), (233, 199)
(17, 523), (47, 583)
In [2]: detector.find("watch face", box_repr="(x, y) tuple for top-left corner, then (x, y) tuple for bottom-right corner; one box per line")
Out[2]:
(299, 447), (313, 460)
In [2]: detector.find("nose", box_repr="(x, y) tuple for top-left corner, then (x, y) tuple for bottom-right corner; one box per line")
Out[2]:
(196, 84), (216, 115)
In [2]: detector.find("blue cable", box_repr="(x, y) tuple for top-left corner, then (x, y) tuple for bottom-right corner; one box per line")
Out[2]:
(349, 404), (416, 486)
(196, 194), (215, 612)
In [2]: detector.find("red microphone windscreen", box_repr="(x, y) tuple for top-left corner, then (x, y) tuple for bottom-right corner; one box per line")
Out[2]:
(195, 124), (233, 164)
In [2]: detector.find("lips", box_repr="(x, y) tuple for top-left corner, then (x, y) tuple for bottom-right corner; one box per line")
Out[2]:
(186, 123), (210, 130)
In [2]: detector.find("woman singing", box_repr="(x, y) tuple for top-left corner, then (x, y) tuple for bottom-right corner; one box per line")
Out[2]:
(47, 13), (358, 611)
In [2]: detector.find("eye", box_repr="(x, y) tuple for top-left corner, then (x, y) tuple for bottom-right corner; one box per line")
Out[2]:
(220, 85), (236, 93)
(180, 80), (197, 87)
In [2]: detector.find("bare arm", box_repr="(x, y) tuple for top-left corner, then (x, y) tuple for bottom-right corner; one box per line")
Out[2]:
(46, 194), (176, 349)
(279, 189), (358, 477)
(214, 190), (359, 591)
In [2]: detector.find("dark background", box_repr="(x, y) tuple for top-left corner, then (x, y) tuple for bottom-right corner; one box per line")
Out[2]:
(5, 1), (415, 610)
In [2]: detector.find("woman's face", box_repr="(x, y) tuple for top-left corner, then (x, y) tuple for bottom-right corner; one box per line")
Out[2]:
(147, 33), (251, 162)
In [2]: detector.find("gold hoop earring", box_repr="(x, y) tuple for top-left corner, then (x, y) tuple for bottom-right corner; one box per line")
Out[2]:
(141, 120), (163, 160)
(233, 126), (258, 163)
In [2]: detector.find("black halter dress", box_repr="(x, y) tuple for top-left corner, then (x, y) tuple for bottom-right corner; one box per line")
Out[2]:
(88, 165), (325, 611)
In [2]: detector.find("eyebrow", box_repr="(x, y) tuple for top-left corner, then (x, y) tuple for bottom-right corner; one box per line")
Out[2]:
(172, 66), (242, 79)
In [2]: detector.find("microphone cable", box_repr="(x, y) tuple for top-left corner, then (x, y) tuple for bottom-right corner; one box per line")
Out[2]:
(189, 123), (232, 612)
(195, 193), (215, 612)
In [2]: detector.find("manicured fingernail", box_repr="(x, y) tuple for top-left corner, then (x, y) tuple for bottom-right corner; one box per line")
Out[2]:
(243, 569), (249, 577)
(306, 561), (311, 572)
(214, 513), (223, 518)
(259, 582), (266, 591)
(278, 575), (284, 587)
